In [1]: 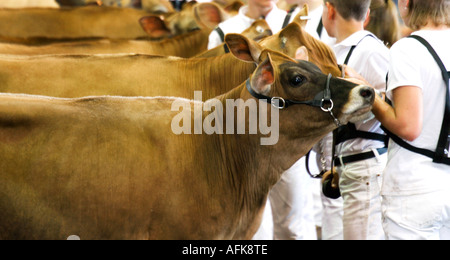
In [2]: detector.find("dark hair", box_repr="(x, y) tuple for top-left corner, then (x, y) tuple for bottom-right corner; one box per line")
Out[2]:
(326, 0), (371, 21)
(366, 0), (401, 48)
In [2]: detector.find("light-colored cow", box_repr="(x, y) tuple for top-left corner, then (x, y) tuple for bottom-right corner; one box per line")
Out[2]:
(0, 47), (374, 240)
(0, 6), (150, 44)
(0, 23), (340, 100)
(140, 2), (232, 39)
(0, 30), (210, 57)
(0, 3), (262, 57)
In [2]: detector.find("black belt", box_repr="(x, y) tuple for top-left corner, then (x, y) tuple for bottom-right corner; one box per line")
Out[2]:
(334, 147), (388, 167)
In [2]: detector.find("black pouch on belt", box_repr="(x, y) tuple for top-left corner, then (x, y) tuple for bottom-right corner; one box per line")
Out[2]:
(322, 174), (341, 199)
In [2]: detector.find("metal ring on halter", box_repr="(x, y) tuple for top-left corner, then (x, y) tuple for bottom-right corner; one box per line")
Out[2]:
(271, 97), (286, 110)
(320, 99), (334, 112)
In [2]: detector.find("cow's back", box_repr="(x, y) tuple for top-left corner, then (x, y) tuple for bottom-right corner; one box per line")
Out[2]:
(0, 53), (255, 99)
(0, 94), (229, 240)
(0, 6), (149, 44)
(0, 30), (210, 58)
(0, 54), (184, 98)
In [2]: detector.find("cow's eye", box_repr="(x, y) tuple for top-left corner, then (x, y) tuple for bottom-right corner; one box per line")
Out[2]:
(290, 75), (306, 87)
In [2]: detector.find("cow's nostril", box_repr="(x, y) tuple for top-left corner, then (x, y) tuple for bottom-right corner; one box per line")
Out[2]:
(360, 88), (374, 99)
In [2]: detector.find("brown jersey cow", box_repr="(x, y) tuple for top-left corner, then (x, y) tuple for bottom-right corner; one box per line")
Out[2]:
(0, 23), (340, 100)
(0, 48), (374, 240)
(0, 20), (269, 58)
(0, 6), (150, 44)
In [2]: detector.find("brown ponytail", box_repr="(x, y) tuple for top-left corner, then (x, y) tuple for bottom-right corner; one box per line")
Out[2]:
(365, 0), (401, 48)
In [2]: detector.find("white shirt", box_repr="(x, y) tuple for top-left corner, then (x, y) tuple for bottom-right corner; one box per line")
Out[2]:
(207, 4), (287, 49)
(333, 30), (390, 156)
(290, 4), (335, 45)
(382, 29), (450, 196)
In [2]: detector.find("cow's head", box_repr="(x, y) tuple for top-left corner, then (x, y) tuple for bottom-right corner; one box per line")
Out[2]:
(139, 2), (229, 39)
(240, 20), (272, 42)
(226, 34), (374, 138)
(259, 22), (341, 77)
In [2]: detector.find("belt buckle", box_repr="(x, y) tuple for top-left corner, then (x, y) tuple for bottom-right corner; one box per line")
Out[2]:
(335, 155), (344, 167)
(371, 148), (381, 163)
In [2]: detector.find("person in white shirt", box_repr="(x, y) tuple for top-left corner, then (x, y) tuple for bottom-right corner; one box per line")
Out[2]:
(369, 0), (450, 240)
(321, 0), (390, 240)
(207, 0), (287, 50)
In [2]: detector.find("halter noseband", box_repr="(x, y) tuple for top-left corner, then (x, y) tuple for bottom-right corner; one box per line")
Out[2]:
(246, 73), (342, 127)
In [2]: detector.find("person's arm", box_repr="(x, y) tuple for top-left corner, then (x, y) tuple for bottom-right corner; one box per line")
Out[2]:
(344, 66), (423, 142)
(372, 85), (423, 142)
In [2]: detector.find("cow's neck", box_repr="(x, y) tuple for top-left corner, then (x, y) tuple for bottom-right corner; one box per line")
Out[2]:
(212, 83), (331, 181)
(205, 84), (333, 238)
(151, 29), (211, 57)
(186, 54), (256, 99)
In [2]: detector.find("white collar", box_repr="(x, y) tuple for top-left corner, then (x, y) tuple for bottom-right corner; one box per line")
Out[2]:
(237, 6), (256, 24)
(335, 30), (375, 48)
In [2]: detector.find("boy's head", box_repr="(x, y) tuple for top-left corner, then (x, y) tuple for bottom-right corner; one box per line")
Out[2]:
(322, 0), (371, 38)
(324, 0), (371, 21)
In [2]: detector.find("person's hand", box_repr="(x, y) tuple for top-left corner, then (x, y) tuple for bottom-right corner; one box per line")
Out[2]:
(321, 167), (339, 189)
(321, 167), (341, 199)
(341, 65), (371, 86)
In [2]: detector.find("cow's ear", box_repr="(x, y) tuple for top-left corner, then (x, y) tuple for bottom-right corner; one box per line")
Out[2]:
(182, 1), (198, 10)
(251, 53), (275, 95)
(194, 2), (228, 29)
(295, 46), (309, 61)
(225, 34), (263, 63)
(279, 22), (302, 40)
(139, 16), (171, 38)
(292, 4), (309, 28)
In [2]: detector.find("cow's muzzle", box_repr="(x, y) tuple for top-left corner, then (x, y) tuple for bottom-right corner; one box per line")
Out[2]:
(342, 85), (375, 123)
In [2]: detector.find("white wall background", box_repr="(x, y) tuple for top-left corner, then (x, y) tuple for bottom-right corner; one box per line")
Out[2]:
(0, 0), (59, 8)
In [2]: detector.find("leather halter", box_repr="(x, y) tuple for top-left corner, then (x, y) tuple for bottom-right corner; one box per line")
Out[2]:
(246, 73), (342, 127)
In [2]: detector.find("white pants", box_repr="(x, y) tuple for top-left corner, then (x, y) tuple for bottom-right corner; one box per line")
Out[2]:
(253, 156), (317, 240)
(320, 191), (344, 240)
(337, 152), (387, 240)
(383, 190), (450, 240)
